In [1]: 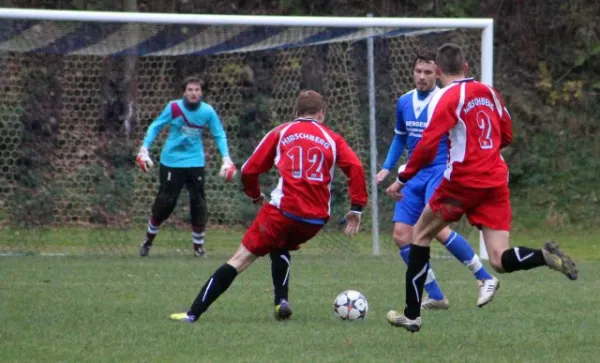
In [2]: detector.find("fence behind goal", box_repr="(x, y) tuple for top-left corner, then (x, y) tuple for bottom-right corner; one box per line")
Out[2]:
(0, 13), (484, 256)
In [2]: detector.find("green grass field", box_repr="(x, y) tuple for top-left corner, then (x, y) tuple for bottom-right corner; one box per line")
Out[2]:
(1, 228), (599, 362)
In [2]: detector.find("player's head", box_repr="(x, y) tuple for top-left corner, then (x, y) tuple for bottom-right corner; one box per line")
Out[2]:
(412, 50), (437, 92)
(296, 90), (327, 123)
(182, 76), (203, 110)
(435, 43), (468, 85)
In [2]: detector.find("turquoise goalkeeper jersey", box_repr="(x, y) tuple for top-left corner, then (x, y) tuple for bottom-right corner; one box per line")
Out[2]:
(142, 99), (230, 168)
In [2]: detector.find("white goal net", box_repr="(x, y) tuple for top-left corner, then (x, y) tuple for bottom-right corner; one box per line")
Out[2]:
(0, 10), (492, 256)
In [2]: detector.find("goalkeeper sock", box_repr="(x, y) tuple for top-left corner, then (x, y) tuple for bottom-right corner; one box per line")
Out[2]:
(500, 247), (545, 272)
(192, 225), (205, 246)
(145, 217), (161, 243)
(188, 263), (238, 319)
(400, 245), (444, 301)
(443, 231), (493, 280)
(270, 250), (291, 304)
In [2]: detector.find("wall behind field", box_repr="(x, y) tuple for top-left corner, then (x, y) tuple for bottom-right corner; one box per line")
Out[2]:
(1, 0), (598, 231)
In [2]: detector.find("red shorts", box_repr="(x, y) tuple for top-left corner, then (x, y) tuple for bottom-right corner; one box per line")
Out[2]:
(242, 204), (323, 257)
(429, 179), (512, 231)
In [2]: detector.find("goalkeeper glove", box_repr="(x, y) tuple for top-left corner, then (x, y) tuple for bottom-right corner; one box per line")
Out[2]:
(136, 147), (154, 173)
(219, 156), (237, 181)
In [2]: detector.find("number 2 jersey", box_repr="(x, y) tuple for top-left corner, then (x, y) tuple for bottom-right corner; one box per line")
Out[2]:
(241, 118), (368, 222)
(400, 78), (513, 188)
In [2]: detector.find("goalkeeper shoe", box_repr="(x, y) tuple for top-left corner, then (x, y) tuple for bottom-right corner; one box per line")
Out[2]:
(139, 240), (153, 257)
(542, 241), (578, 280)
(477, 277), (500, 308)
(421, 294), (449, 310)
(193, 243), (206, 257)
(386, 310), (422, 332)
(169, 312), (197, 323)
(274, 299), (293, 320)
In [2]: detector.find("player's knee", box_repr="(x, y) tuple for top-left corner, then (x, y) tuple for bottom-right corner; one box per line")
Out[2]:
(157, 192), (177, 209)
(228, 244), (259, 273)
(392, 226), (412, 248)
(269, 249), (289, 261)
(488, 250), (506, 273)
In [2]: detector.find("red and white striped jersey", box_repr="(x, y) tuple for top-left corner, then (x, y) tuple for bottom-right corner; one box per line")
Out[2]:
(399, 78), (513, 188)
(241, 118), (368, 221)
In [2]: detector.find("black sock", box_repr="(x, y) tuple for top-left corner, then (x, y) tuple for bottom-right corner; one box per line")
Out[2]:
(188, 263), (238, 319)
(403, 244), (430, 320)
(270, 250), (291, 305)
(501, 247), (546, 272)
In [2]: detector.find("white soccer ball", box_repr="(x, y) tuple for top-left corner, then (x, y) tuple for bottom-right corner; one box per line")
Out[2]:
(333, 290), (368, 321)
(398, 163), (406, 173)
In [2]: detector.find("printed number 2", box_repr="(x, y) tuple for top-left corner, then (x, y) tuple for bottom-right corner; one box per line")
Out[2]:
(477, 111), (494, 150)
(286, 146), (325, 181)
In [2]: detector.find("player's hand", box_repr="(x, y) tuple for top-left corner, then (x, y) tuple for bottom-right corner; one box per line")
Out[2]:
(136, 147), (154, 173)
(343, 211), (361, 237)
(251, 193), (266, 206)
(375, 169), (390, 184)
(386, 180), (404, 201)
(219, 156), (237, 181)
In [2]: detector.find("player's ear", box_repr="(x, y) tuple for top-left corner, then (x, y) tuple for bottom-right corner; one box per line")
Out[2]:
(463, 62), (469, 76)
(435, 65), (441, 77)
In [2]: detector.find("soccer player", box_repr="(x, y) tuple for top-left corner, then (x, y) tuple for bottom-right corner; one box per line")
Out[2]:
(135, 76), (236, 257)
(385, 43), (578, 332)
(169, 90), (368, 323)
(376, 50), (497, 310)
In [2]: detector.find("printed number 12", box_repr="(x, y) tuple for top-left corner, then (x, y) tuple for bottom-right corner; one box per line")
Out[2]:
(286, 146), (325, 181)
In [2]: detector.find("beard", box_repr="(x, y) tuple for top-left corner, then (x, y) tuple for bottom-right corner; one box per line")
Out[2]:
(183, 96), (201, 111)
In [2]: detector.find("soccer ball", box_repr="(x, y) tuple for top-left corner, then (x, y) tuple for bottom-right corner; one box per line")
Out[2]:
(398, 163), (406, 173)
(333, 290), (368, 320)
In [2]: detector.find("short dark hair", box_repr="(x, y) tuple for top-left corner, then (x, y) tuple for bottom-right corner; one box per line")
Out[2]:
(412, 49), (436, 68)
(181, 76), (203, 92)
(296, 90), (327, 117)
(435, 43), (465, 75)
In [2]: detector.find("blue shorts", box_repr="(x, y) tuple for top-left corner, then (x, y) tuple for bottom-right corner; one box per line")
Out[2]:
(393, 165), (446, 226)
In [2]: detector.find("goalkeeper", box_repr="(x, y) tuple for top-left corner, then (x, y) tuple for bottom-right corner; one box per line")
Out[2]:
(136, 76), (236, 257)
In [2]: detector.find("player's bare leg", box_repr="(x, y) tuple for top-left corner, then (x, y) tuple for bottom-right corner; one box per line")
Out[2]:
(387, 205), (448, 332)
(435, 227), (498, 307)
(170, 244), (258, 322)
(394, 223), (449, 310)
(481, 228), (578, 280)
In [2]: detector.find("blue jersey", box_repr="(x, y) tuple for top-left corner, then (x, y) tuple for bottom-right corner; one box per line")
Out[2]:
(382, 88), (448, 170)
(142, 99), (230, 168)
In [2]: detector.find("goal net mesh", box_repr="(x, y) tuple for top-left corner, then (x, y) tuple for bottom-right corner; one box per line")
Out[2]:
(0, 20), (482, 256)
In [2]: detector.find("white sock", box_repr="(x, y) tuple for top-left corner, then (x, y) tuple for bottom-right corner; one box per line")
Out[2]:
(192, 231), (205, 245)
(466, 255), (484, 274)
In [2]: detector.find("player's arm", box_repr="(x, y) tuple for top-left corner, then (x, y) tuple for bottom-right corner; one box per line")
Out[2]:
(240, 127), (281, 202)
(498, 97), (513, 149)
(335, 135), (368, 211)
(382, 98), (408, 170)
(142, 102), (172, 149)
(136, 102), (172, 172)
(335, 135), (368, 237)
(398, 95), (456, 183)
(207, 106), (230, 158)
(488, 86), (513, 149)
(207, 106), (237, 179)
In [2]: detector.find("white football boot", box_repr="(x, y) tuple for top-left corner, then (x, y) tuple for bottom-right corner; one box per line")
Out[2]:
(477, 276), (500, 307)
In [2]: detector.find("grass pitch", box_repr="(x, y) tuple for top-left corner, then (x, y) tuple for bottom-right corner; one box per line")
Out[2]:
(1, 228), (598, 362)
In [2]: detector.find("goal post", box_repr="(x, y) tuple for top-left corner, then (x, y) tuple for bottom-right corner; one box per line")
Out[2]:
(0, 8), (492, 258)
